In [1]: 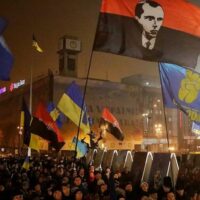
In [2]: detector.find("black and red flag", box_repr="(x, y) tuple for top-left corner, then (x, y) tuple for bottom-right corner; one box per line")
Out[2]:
(21, 100), (65, 152)
(100, 107), (124, 141)
(94, 0), (200, 68)
(34, 102), (65, 151)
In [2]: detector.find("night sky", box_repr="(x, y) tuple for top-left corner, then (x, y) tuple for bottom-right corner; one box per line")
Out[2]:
(0, 0), (200, 87)
(0, 0), (100, 87)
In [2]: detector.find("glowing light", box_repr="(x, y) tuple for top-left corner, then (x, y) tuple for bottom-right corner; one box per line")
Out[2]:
(17, 126), (23, 135)
(142, 113), (149, 117)
(155, 123), (162, 135)
(168, 146), (175, 151)
(0, 87), (6, 94)
(0, 79), (25, 96)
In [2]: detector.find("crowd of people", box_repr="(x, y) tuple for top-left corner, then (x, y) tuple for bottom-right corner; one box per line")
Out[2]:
(0, 154), (199, 200)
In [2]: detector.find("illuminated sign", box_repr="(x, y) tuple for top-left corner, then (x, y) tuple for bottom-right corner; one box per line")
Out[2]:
(9, 80), (25, 91)
(0, 87), (6, 95)
(0, 80), (25, 95)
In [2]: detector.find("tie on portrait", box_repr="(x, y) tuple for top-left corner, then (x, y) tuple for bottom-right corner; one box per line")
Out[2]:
(145, 40), (151, 49)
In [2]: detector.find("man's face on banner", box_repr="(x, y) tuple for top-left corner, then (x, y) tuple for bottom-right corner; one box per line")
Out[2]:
(136, 3), (164, 38)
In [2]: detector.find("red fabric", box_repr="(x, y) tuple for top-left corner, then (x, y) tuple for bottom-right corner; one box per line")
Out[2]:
(101, 107), (122, 132)
(100, 0), (200, 38)
(34, 102), (64, 142)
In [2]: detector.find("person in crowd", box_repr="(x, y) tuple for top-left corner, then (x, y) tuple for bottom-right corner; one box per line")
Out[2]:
(186, 188), (198, 200)
(44, 184), (53, 200)
(52, 185), (63, 200)
(158, 176), (173, 200)
(117, 194), (126, 200)
(61, 183), (71, 200)
(149, 188), (158, 200)
(0, 155), (199, 200)
(30, 182), (44, 200)
(87, 165), (96, 194)
(113, 172), (120, 188)
(124, 182), (136, 200)
(73, 189), (85, 200)
(97, 183), (110, 200)
(71, 176), (87, 196)
(10, 190), (24, 200)
(167, 192), (176, 200)
(139, 181), (149, 198)
(21, 180), (30, 200)
(94, 171), (105, 193)
(175, 181), (185, 200)
(153, 170), (162, 191)
(120, 167), (132, 187)
(78, 167), (88, 190)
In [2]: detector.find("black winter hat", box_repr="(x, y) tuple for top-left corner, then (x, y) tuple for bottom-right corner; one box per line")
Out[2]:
(163, 176), (172, 188)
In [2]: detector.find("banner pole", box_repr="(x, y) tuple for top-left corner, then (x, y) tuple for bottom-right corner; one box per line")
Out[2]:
(157, 63), (170, 150)
(28, 37), (34, 157)
(74, 2), (102, 158)
(158, 63), (175, 188)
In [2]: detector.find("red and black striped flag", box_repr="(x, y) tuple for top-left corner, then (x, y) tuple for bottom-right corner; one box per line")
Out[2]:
(34, 102), (65, 151)
(100, 107), (124, 141)
(94, 0), (200, 68)
(21, 99), (65, 152)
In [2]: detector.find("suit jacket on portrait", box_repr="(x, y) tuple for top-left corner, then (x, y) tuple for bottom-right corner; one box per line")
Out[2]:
(94, 13), (200, 68)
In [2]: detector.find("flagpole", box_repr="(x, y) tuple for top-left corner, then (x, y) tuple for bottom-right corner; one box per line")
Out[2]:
(74, 3), (102, 158)
(30, 60), (33, 115)
(74, 50), (94, 158)
(27, 53), (33, 157)
(157, 63), (170, 150)
(158, 63), (175, 188)
(28, 36), (35, 157)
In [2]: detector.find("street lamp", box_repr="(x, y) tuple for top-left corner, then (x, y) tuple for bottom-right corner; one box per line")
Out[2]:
(17, 126), (23, 155)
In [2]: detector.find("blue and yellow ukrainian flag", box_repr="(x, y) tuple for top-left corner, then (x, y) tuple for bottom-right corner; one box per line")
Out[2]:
(47, 102), (63, 128)
(72, 137), (88, 158)
(57, 81), (90, 134)
(22, 156), (30, 170)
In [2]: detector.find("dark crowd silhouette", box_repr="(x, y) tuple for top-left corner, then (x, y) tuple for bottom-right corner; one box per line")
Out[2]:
(0, 154), (199, 200)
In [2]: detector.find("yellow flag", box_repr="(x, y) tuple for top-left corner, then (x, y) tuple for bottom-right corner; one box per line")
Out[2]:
(32, 34), (43, 53)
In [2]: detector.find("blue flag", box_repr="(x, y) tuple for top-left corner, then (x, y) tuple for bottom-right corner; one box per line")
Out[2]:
(72, 137), (88, 158)
(0, 18), (14, 81)
(47, 102), (63, 128)
(192, 122), (200, 135)
(22, 156), (30, 170)
(57, 81), (90, 134)
(159, 63), (200, 123)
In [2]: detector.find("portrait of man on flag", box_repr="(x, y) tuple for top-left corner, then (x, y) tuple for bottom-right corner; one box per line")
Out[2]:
(94, 0), (200, 68)
(135, 1), (164, 51)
